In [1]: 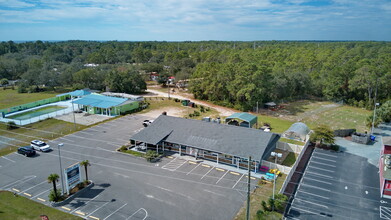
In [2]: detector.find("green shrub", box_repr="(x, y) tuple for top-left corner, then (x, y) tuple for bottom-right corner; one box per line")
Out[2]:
(193, 111), (200, 117)
(48, 189), (61, 202)
(330, 144), (340, 151)
(119, 145), (128, 151)
(274, 194), (288, 212)
(261, 200), (269, 211)
(200, 106), (205, 113)
(145, 150), (159, 162)
(6, 121), (18, 130)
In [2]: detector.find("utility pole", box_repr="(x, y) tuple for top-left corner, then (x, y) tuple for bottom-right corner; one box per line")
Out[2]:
(246, 156), (251, 220)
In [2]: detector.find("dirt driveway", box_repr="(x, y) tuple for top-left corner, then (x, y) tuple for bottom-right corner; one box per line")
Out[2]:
(144, 88), (237, 117)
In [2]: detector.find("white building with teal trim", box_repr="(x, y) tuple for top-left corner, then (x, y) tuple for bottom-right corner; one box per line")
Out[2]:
(73, 94), (139, 116)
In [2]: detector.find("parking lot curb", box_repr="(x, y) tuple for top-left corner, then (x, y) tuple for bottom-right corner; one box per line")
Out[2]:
(51, 181), (94, 207)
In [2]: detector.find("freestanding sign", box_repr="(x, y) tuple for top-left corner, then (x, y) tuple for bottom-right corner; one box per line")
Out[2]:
(64, 163), (81, 194)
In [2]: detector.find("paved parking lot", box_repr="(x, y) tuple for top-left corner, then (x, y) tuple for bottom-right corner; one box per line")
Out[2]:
(0, 114), (260, 220)
(286, 148), (391, 220)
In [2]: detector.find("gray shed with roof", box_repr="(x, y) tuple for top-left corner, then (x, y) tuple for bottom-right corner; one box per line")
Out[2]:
(130, 115), (280, 162)
(282, 122), (310, 141)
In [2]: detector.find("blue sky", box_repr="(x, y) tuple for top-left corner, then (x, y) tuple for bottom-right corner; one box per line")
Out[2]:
(0, 0), (390, 41)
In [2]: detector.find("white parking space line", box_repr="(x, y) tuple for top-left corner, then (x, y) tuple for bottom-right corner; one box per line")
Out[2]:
(299, 190), (330, 200)
(295, 198), (329, 209)
(314, 151), (338, 158)
(312, 156), (337, 163)
(308, 166), (335, 173)
(21, 180), (47, 193)
(216, 170), (229, 184)
(201, 166), (215, 179)
(306, 171), (334, 179)
(291, 206), (327, 217)
(86, 201), (110, 217)
(32, 184), (60, 198)
(301, 183), (331, 192)
(103, 203), (128, 220)
(71, 194), (101, 213)
(76, 131), (95, 136)
(232, 174), (245, 189)
(126, 208), (148, 220)
(187, 163), (201, 175)
(303, 176), (332, 185)
(310, 160), (337, 168)
(2, 175), (36, 189)
(1, 156), (15, 163)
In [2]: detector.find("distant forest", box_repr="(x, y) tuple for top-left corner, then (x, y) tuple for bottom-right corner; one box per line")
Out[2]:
(0, 40), (390, 111)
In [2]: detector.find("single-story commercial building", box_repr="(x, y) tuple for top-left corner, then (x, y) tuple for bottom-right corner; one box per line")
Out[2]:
(130, 115), (280, 172)
(73, 94), (139, 116)
(225, 112), (258, 128)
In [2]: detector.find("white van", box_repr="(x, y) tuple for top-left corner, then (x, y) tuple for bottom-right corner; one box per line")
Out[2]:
(31, 140), (51, 152)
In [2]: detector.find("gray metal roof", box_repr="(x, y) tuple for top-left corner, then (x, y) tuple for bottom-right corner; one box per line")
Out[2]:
(130, 115), (280, 160)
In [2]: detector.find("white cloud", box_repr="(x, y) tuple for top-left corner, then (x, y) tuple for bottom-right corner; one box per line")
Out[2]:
(0, 0), (34, 8)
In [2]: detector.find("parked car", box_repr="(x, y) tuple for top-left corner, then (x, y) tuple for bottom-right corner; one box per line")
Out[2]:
(17, 146), (36, 157)
(30, 140), (51, 152)
(142, 120), (154, 127)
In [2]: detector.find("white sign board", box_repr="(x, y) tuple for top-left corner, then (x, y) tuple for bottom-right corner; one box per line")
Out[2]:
(64, 163), (81, 194)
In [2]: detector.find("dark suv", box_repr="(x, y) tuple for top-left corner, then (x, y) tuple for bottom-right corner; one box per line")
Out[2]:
(17, 146), (36, 157)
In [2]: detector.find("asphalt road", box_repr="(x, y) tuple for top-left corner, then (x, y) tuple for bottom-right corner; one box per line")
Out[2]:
(0, 114), (258, 220)
(285, 148), (391, 220)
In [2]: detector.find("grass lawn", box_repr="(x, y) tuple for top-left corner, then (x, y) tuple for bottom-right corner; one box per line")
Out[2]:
(0, 118), (87, 156)
(0, 89), (62, 109)
(234, 174), (286, 220)
(302, 105), (371, 132)
(257, 114), (294, 134)
(0, 191), (82, 220)
(282, 152), (298, 167)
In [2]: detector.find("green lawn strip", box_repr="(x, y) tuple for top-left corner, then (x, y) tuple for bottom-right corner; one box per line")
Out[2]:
(0, 191), (82, 220)
(0, 89), (62, 109)
(234, 174), (286, 220)
(0, 118), (87, 156)
(279, 138), (305, 146)
(282, 152), (297, 167)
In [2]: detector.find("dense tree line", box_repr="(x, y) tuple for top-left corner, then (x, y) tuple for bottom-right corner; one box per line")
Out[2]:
(0, 40), (389, 110)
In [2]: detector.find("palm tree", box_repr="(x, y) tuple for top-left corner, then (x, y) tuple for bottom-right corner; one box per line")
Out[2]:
(47, 173), (59, 201)
(80, 160), (91, 182)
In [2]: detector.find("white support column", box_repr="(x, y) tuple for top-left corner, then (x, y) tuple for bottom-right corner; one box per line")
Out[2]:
(179, 145), (181, 156)
(162, 142), (165, 152)
(216, 154), (219, 165)
(156, 144), (158, 153)
(254, 161), (257, 173)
